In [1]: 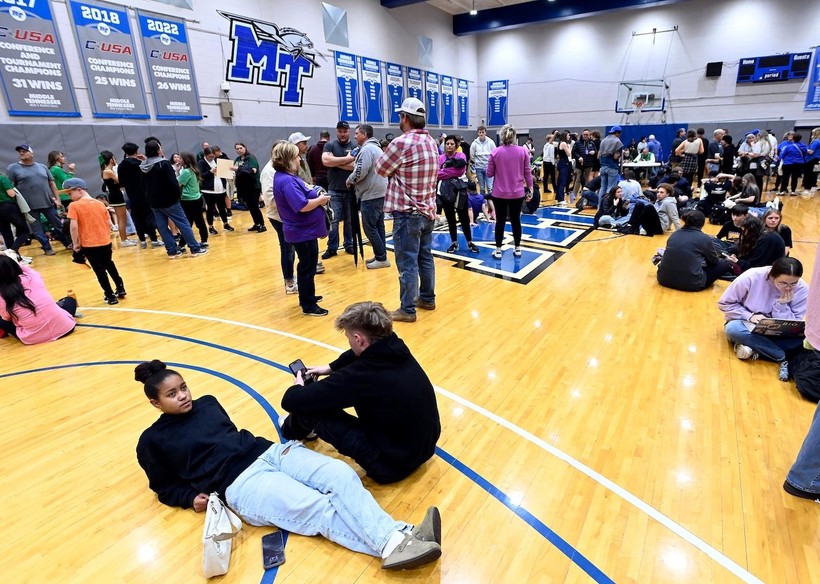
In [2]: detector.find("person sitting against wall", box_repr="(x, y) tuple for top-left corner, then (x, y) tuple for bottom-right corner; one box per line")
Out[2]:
(135, 359), (443, 570)
(0, 251), (77, 343)
(724, 214), (785, 273)
(656, 210), (731, 291)
(717, 257), (807, 381)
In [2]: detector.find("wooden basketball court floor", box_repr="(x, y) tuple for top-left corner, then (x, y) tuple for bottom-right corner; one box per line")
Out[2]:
(2, 190), (819, 584)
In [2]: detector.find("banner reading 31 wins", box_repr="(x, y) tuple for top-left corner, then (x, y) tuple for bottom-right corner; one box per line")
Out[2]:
(136, 10), (201, 120)
(67, 0), (149, 118)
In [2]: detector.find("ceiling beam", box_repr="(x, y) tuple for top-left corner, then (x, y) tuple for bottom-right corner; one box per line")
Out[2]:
(453, 0), (689, 36)
(380, 0), (429, 8)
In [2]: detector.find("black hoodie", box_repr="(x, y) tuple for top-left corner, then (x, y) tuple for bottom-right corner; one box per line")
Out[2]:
(140, 156), (180, 209)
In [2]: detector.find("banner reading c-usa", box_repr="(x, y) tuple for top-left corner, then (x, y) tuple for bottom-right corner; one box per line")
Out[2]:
(805, 47), (820, 111)
(386, 62), (404, 124)
(361, 56), (383, 124)
(487, 79), (508, 127)
(457, 79), (469, 127)
(136, 10), (202, 120)
(335, 51), (360, 123)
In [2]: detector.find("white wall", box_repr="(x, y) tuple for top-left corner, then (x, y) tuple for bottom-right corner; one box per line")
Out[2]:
(7, 0), (477, 127)
(474, 0), (820, 128)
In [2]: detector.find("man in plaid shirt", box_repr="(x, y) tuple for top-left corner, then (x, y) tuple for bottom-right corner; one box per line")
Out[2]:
(375, 97), (439, 323)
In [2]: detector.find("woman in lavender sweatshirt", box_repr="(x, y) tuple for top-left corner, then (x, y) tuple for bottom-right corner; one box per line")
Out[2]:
(487, 125), (533, 259)
(717, 257), (808, 381)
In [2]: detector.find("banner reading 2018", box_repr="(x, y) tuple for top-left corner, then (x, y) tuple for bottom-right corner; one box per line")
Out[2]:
(67, 0), (149, 118)
(0, 0), (79, 116)
(137, 10), (201, 120)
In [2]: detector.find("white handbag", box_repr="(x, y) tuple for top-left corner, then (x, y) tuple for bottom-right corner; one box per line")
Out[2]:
(202, 493), (243, 578)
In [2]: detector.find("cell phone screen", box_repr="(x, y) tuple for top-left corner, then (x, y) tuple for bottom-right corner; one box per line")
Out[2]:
(262, 531), (285, 569)
(288, 359), (306, 376)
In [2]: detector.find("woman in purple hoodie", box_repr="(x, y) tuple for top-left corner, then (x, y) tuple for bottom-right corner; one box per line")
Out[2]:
(487, 125), (533, 259)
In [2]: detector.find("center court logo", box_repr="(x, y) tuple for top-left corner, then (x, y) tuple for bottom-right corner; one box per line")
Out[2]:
(219, 11), (324, 107)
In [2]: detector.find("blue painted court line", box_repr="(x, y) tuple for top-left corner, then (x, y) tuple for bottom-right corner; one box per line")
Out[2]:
(11, 324), (615, 583)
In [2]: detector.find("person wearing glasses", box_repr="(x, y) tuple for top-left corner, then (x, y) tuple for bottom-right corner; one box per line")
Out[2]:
(717, 257), (808, 381)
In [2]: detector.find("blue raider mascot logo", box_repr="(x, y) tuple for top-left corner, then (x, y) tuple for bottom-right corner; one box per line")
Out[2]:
(219, 12), (323, 107)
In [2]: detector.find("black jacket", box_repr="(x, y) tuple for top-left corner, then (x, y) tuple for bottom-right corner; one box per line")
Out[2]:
(738, 230), (785, 272)
(281, 333), (440, 468)
(137, 395), (272, 508)
(657, 227), (721, 291)
(140, 157), (180, 209)
(118, 157), (146, 206)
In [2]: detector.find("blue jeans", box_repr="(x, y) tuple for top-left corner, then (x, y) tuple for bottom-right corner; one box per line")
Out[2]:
(31, 206), (70, 247)
(723, 320), (805, 362)
(598, 166), (620, 208)
(152, 202), (201, 256)
(556, 161), (571, 202)
(474, 167), (493, 196)
(360, 198), (386, 261)
(327, 189), (353, 253)
(225, 442), (406, 556)
(392, 212), (435, 314)
(269, 218), (295, 282)
(787, 401), (820, 494)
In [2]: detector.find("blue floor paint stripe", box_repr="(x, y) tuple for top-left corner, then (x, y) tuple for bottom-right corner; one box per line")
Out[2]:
(8, 323), (615, 583)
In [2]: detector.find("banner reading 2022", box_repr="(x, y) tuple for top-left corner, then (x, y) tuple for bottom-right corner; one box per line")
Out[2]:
(137, 11), (201, 120)
(67, 0), (149, 118)
(0, 0), (79, 116)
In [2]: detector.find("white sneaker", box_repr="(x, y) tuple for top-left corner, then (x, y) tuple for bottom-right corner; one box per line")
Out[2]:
(120, 239), (138, 247)
(734, 344), (756, 360)
(492, 248), (502, 259)
(285, 283), (298, 295)
(366, 259), (391, 269)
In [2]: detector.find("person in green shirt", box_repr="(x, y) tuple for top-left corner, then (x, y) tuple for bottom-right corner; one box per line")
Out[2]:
(47, 151), (75, 206)
(232, 142), (266, 232)
(177, 153), (209, 248)
(0, 174), (30, 253)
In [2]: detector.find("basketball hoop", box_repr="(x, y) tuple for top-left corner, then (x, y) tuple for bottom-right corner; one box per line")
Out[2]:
(632, 99), (645, 115)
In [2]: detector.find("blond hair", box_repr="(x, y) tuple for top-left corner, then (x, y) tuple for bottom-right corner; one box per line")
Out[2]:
(272, 142), (299, 172)
(335, 301), (393, 343)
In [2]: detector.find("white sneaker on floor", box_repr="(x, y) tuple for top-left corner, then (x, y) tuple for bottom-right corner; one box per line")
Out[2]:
(285, 283), (298, 295)
(367, 259), (391, 269)
(778, 360), (790, 382)
(120, 239), (138, 247)
(734, 344), (756, 360)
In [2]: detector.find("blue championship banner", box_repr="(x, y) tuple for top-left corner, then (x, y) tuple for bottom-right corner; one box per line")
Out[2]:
(361, 56), (383, 124)
(487, 79), (508, 127)
(440, 75), (453, 127)
(66, 0), (149, 118)
(335, 50), (360, 123)
(0, 0), (79, 116)
(386, 62), (404, 124)
(805, 47), (820, 111)
(425, 71), (439, 126)
(457, 78), (469, 127)
(407, 66), (422, 101)
(136, 10), (201, 120)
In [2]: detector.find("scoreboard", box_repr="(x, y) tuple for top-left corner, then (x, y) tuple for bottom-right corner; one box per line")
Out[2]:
(737, 52), (812, 83)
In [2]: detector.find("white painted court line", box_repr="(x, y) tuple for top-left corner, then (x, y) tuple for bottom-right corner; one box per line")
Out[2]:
(83, 306), (764, 584)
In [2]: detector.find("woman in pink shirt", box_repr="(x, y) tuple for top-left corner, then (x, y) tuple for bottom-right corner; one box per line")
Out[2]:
(0, 253), (76, 344)
(487, 125), (533, 259)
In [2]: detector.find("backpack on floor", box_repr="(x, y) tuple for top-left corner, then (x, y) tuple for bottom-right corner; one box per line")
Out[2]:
(790, 349), (820, 402)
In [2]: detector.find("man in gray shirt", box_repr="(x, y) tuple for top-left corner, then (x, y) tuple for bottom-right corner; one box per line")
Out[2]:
(347, 124), (389, 269)
(6, 144), (71, 255)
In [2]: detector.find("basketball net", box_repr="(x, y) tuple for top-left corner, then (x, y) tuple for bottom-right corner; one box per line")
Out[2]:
(632, 99), (644, 116)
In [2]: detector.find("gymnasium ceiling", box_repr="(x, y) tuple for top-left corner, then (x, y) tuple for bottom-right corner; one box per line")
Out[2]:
(380, 0), (691, 35)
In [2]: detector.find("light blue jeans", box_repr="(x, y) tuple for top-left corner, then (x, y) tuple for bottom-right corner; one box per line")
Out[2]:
(787, 400), (820, 494)
(474, 166), (493, 197)
(598, 166), (620, 208)
(392, 211), (435, 314)
(360, 198), (387, 261)
(327, 189), (353, 253)
(152, 202), (201, 256)
(225, 442), (406, 556)
(723, 320), (804, 362)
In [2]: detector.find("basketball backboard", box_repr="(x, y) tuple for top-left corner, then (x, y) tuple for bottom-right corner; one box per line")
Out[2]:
(615, 80), (666, 113)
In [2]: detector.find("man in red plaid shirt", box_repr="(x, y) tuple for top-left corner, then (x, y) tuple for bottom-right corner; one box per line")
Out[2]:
(375, 97), (439, 323)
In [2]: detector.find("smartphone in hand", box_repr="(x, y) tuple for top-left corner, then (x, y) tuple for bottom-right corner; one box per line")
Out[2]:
(288, 359), (314, 384)
(262, 531), (285, 569)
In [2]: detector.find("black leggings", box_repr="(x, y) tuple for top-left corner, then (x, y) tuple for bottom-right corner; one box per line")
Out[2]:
(203, 192), (228, 225)
(0, 201), (29, 251)
(493, 197), (524, 247)
(238, 188), (264, 225)
(83, 244), (123, 296)
(781, 164), (801, 193)
(442, 202), (472, 243)
(180, 198), (209, 242)
(130, 202), (157, 242)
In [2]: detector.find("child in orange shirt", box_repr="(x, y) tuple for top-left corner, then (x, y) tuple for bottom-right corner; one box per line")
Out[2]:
(65, 178), (126, 305)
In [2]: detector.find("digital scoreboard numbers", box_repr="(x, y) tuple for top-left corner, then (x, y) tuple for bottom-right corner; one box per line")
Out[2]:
(737, 52), (812, 83)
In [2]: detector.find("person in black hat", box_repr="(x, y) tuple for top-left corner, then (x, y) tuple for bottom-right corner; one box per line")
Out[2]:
(321, 121), (356, 258)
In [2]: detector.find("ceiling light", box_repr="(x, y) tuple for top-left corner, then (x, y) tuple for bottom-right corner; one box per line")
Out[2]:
(470, 1), (477, 16)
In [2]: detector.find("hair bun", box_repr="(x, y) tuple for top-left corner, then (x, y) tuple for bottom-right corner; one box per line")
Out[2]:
(134, 359), (167, 383)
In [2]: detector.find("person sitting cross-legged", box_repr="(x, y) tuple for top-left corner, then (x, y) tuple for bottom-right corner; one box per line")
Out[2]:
(280, 301), (441, 484)
(656, 210), (732, 291)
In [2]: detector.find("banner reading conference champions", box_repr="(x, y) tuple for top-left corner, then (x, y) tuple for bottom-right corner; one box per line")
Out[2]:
(66, 0), (149, 118)
(0, 0), (79, 116)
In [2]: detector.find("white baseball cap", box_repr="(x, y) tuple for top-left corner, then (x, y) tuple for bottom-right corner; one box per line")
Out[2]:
(288, 132), (311, 144)
(394, 97), (426, 116)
